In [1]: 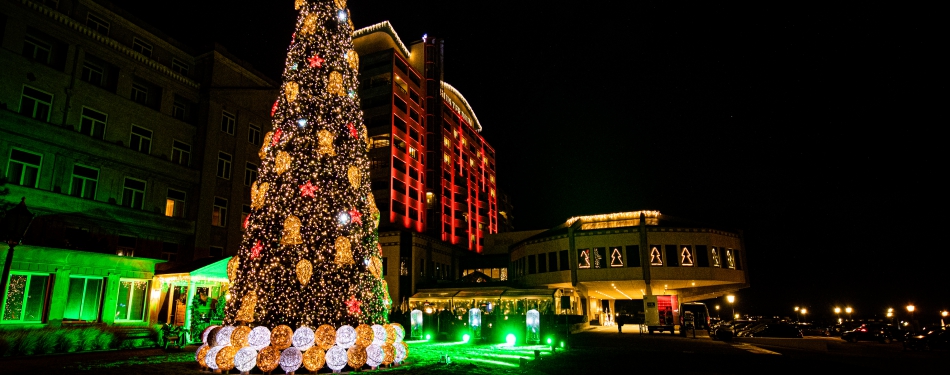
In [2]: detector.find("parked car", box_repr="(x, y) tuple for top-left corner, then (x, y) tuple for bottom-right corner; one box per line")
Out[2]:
(710, 320), (756, 341)
(903, 327), (949, 351)
(796, 323), (830, 337)
(747, 323), (803, 338)
(841, 323), (901, 343)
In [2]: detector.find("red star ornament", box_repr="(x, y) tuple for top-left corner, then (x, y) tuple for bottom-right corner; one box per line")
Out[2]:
(271, 100), (279, 117)
(347, 122), (358, 138)
(250, 240), (263, 259)
(348, 208), (362, 225)
(242, 213), (251, 229)
(308, 54), (324, 68)
(271, 128), (283, 146)
(346, 295), (362, 315)
(300, 181), (318, 197)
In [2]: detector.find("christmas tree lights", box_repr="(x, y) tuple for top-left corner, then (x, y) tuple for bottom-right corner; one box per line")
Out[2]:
(208, 1), (402, 371)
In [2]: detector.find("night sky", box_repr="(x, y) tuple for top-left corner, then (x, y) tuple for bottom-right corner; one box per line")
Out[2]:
(110, 1), (943, 322)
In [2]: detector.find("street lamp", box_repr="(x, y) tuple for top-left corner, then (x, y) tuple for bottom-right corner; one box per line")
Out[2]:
(0, 198), (35, 301)
(845, 307), (852, 322)
(794, 306), (800, 322)
(726, 295), (735, 320)
(715, 305), (720, 320)
(801, 308), (808, 323)
(941, 311), (948, 327)
(834, 307), (841, 324)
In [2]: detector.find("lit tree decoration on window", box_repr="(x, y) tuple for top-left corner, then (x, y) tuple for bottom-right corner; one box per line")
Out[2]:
(610, 247), (624, 268)
(681, 246), (694, 266)
(650, 246), (663, 266)
(711, 247), (721, 267)
(578, 249), (591, 269)
(217, 0), (397, 371)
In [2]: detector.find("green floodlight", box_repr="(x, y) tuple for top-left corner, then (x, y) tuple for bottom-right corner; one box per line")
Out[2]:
(462, 334), (471, 343)
(559, 341), (564, 348)
(506, 333), (516, 346)
(426, 334), (432, 340)
(546, 337), (552, 345)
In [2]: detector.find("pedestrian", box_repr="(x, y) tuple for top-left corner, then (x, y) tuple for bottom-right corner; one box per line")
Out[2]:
(617, 314), (624, 333)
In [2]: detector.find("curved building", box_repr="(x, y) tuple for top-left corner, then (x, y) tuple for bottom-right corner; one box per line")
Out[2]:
(508, 210), (749, 325)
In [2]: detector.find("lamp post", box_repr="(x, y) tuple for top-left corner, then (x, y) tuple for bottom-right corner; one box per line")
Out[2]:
(715, 305), (720, 320)
(801, 308), (808, 323)
(1, 198), (36, 300)
(906, 305), (916, 331)
(726, 295), (735, 320)
(794, 306), (800, 322)
(845, 307), (852, 322)
(886, 308), (894, 323)
(941, 311), (948, 327)
(834, 307), (841, 324)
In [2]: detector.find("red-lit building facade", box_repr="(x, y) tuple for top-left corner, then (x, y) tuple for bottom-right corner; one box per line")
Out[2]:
(354, 22), (498, 253)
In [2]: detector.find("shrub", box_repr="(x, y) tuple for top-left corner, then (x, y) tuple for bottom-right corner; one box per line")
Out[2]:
(59, 328), (81, 353)
(79, 327), (99, 351)
(12, 329), (39, 356)
(35, 329), (59, 354)
(95, 330), (115, 350)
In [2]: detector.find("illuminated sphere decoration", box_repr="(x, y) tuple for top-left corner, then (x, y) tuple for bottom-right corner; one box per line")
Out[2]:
(215, 345), (239, 371)
(201, 326), (218, 345)
(392, 324), (405, 342)
(234, 347), (258, 373)
(384, 324), (397, 345)
(381, 343), (394, 365)
(394, 341), (407, 364)
(326, 345), (349, 371)
(371, 324), (387, 347)
(205, 346), (224, 370)
(195, 344), (210, 365)
(293, 326), (316, 351)
(336, 324), (357, 348)
(207, 327), (222, 347)
(355, 324), (374, 347)
(315, 324), (337, 350)
(302, 345), (326, 371)
(279, 347), (303, 373)
(232, 326), (252, 348)
(257, 346), (281, 373)
(215, 325), (235, 347)
(347, 344), (368, 369)
(338, 211), (351, 225)
(248, 326), (272, 350)
(366, 344), (383, 368)
(272, 325), (295, 350)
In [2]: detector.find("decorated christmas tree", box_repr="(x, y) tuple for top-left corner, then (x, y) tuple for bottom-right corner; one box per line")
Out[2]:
(193, 1), (406, 373)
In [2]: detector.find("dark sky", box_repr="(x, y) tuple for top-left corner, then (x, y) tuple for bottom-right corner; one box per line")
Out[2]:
(111, 1), (944, 321)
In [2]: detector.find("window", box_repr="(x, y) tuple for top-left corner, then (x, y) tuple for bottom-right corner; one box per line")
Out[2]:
(212, 197), (228, 227)
(165, 189), (186, 218)
(400, 257), (409, 276)
(711, 247), (721, 267)
(210, 246), (224, 257)
(7, 148), (42, 188)
(241, 205), (251, 225)
(560, 250), (569, 271)
(244, 163), (258, 186)
(161, 243), (178, 261)
(408, 147), (418, 160)
(171, 58), (189, 75)
(122, 177), (146, 210)
(131, 82), (148, 104)
(85, 13), (110, 35)
(221, 111), (236, 135)
(79, 60), (106, 86)
(627, 245), (641, 267)
(117, 235), (136, 257)
(79, 107), (107, 139)
(132, 37), (152, 58)
(23, 34), (51, 63)
(70, 164), (98, 199)
(217, 152), (232, 179)
(528, 255), (537, 274)
(650, 245), (663, 266)
(370, 134), (390, 149)
(538, 253), (547, 273)
(172, 101), (186, 120)
(171, 140), (191, 166)
(130, 125), (152, 153)
(19, 86), (53, 122)
(1, 273), (51, 323)
(681, 246), (694, 267)
(381, 257), (388, 277)
(64, 277), (103, 322)
(248, 125), (262, 145)
(115, 280), (148, 321)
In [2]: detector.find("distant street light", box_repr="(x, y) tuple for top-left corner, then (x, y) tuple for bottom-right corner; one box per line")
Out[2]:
(845, 307), (853, 322)
(835, 307), (841, 324)
(941, 310), (947, 327)
(726, 295), (735, 320)
(715, 305), (720, 320)
(794, 306), (800, 322)
(801, 308), (808, 323)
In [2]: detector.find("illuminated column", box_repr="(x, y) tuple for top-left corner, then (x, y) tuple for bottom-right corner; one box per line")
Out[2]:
(100, 273), (120, 325)
(183, 280), (196, 341)
(45, 268), (72, 328)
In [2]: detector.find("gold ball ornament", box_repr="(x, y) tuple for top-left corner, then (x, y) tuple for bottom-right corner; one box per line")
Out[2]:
(302, 346), (326, 371)
(296, 259), (313, 286)
(285, 81), (300, 102)
(335, 236), (353, 265)
(259, 132), (272, 159)
(274, 151), (292, 175)
(281, 215), (303, 245)
(195, 344), (210, 366)
(257, 346), (281, 373)
(295, 0), (307, 10)
(328, 71), (346, 96)
(384, 324), (397, 345)
(271, 325), (294, 350)
(215, 345), (239, 371)
(317, 130), (336, 156)
(335, 0), (346, 9)
(369, 257), (383, 279)
(355, 324), (373, 347)
(347, 344), (367, 369)
(301, 13), (319, 35)
(315, 324), (337, 350)
(236, 290), (257, 322)
(231, 326), (251, 348)
(347, 165), (361, 189)
(251, 181), (269, 210)
(227, 256), (239, 282)
(347, 50), (359, 70)
(381, 343), (394, 365)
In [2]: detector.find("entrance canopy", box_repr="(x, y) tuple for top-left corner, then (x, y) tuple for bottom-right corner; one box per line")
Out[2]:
(409, 287), (559, 315)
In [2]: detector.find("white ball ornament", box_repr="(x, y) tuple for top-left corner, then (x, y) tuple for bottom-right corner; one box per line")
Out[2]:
(326, 345), (349, 371)
(394, 342), (406, 364)
(248, 326), (272, 350)
(234, 347), (258, 373)
(215, 325), (235, 346)
(371, 324), (387, 347)
(336, 324), (357, 348)
(280, 347), (303, 373)
(366, 344), (383, 368)
(394, 325), (405, 342)
(201, 326), (218, 345)
(293, 326), (315, 351)
(205, 346), (225, 370)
